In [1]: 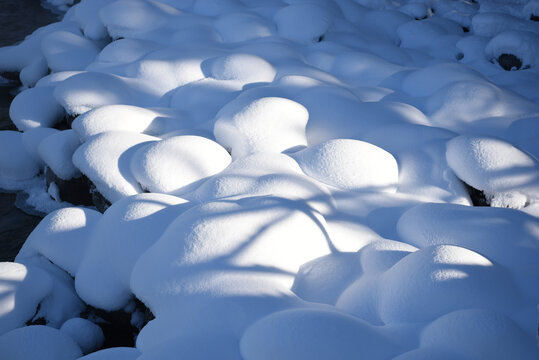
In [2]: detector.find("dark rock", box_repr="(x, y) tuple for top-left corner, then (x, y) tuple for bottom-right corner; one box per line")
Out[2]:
(456, 52), (464, 61)
(497, 53), (522, 71)
(89, 183), (111, 213)
(462, 26), (469, 33)
(45, 168), (93, 206)
(317, 35), (324, 42)
(0, 71), (20, 83)
(531, 14), (539, 22)
(461, 181), (489, 207)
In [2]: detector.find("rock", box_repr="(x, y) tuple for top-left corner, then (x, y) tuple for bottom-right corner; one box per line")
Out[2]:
(498, 53), (522, 71)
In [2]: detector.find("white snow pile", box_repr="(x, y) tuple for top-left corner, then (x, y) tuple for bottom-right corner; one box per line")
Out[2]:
(0, 0), (538, 359)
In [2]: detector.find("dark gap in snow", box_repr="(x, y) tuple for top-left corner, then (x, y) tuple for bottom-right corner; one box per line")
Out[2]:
(317, 35), (324, 42)
(461, 181), (489, 207)
(26, 303), (46, 326)
(462, 26), (469, 33)
(45, 168), (94, 206)
(531, 14), (539, 22)
(456, 52), (464, 61)
(497, 53), (522, 71)
(89, 182), (111, 213)
(65, 113), (77, 128)
(0, 71), (20, 83)
(53, 118), (71, 131)
(80, 298), (154, 350)
(415, 15), (428, 20)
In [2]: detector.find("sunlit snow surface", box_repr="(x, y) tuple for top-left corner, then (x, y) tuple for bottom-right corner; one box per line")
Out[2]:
(1, 0), (539, 359)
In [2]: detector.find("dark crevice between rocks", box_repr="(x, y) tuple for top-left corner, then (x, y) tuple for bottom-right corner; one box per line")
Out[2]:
(456, 52), (464, 61)
(497, 53), (523, 71)
(531, 14), (539, 22)
(26, 303), (46, 326)
(461, 181), (490, 207)
(317, 35), (324, 42)
(0, 71), (21, 83)
(462, 26), (469, 33)
(89, 183), (111, 213)
(81, 298), (155, 350)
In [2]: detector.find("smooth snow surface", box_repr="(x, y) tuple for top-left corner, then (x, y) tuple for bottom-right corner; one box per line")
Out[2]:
(1, 0), (539, 358)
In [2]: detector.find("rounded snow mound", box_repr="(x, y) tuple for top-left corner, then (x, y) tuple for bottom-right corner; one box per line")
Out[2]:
(0, 325), (82, 360)
(0, 262), (52, 335)
(202, 53), (276, 83)
(9, 86), (64, 131)
(16, 207), (102, 277)
(76, 193), (190, 311)
(485, 30), (539, 70)
(214, 97), (309, 159)
(378, 245), (521, 323)
(72, 131), (158, 203)
(214, 12), (275, 43)
(446, 134), (539, 207)
(130, 135), (231, 194)
(38, 130), (81, 180)
(41, 30), (100, 72)
(0, 131), (40, 184)
(60, 318), (104, 355)
(240, 308), (401, 360)
(293, 139), (399, 192)
(420, 309), (539, 360)
(274, 3), (333, 43)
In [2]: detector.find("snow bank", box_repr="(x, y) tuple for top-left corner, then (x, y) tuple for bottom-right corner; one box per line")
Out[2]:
(130, 135), (231, 194)
(0, 262), (52, 335)
(0, 325), (82, 360)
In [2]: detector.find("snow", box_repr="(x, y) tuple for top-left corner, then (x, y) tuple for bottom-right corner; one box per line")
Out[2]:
(72, 131), (158, 203)
(292, 139), (399, 192)
(59, 318), (104, 354)
(1, 0), (539, 358)
(214, 96), (308, 158)
(0, 262), (52, 335)
(38, 130), (81, 180)
(0, 325), (82, 360)
(130, 135), (231, 194)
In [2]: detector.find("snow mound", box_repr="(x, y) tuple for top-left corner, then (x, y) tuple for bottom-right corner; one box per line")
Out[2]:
(192, 153), (335, 215)
(240, 308), (401, 360)
(396, 203), (539, 274)
(75, 193), (190, 311)
(76, 347), (141, 360)
(72, 105), (188, 141)
(130, 135), (231, 194)
(358, 239), (418, 274)
(378, 245), (520, 323)
(41, 30), (100, 72)
(0, 325), (82, 360)
(60, 318), (104, 354)
(214, 97), (309, 158)
(274, 4), (333, 43)
(72, 131), (158, 203)
(16, 207), (102, 277)
(446, 135), (539, 207)
(0, 262), (52, 335)
(38, 130), (81, 180)
(0, 131), (40, 184)
(9, 86), (65, 131)
(214, 12), (275, 43)
(292, 139), (399, 192)
(203, 53), (276, 83)
(485, 30), (539, 69)
(21, 127), (60, 168)
(420, 309), (539, 360)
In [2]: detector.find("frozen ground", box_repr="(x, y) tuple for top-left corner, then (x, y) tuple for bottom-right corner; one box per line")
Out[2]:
(1, 0), (539, 359)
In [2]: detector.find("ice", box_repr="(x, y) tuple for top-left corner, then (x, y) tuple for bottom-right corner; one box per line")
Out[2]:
(292, 139), (399, 192)
(75, 193), (190, 311)
(0, 262), (52, 335)
(0, 131), (40, 185)
(446, 134), (539, 207)
(240, 308), (402, 360)
(9, 86), (65, 131)
(214, 96), (309, 158)
(0, 325), (82, 360)
(41, 30), (100, 72)
(72, 131), (159, 203)
(38, 130), (81, 180)
(16, 207), (102, 277)
(130, 135), (231, 194)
